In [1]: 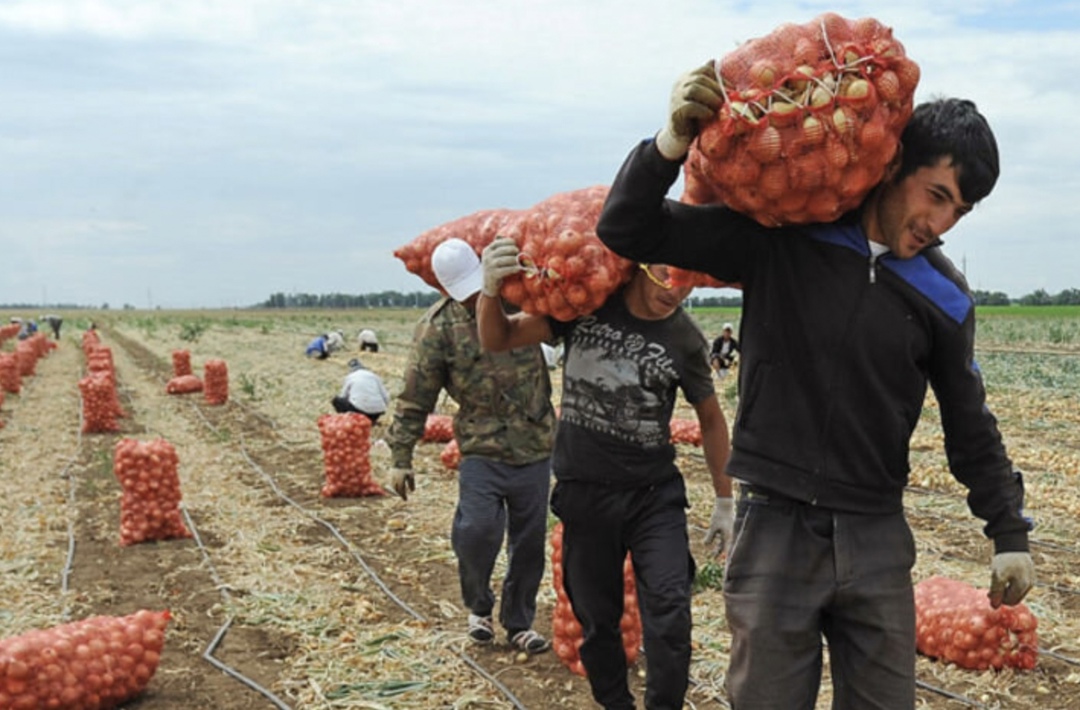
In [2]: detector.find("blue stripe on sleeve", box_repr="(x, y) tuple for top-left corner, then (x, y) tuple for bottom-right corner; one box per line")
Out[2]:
(882, 257), (972, 325)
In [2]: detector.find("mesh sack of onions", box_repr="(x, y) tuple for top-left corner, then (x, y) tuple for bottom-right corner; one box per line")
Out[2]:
(395, 187), (637, 321)
(440, 439), (461, 470)
(550, 522), (642, 677)
(683, 12), (919, 227)
(915, 576), (1038, 671)
(79, 372), (121, 434)
(0, 353), (20, 395)
(14, 341), (38, 378)
(113, 438), (193, 546)
(171, 349), (192, 377)
(165, 374), (203, 395)
(0, 609), (171, 710)
(496, 186), (637, 321)
(81, 329), (101, 351)
(203, 358), (229, 405)
(86, 347), (125, 419)
(422, 413), (454, 443)
(394, 208), (517, 288)
(318, 413), (386, 497)
(669, 418), (703, 446)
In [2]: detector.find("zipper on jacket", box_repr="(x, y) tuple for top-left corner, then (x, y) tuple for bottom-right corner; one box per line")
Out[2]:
(869, 255), (877, 283)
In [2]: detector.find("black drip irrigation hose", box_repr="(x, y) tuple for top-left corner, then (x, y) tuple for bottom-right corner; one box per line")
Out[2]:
(194, 402), (530, 710)
(179, 504), (294, 710)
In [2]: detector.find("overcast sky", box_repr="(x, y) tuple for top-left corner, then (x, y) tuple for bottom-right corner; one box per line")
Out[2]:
(2, 0), (1078, 309)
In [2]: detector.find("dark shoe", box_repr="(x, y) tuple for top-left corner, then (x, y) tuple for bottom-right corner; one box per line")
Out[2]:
(467, 614), (494, 645)
(509, 629), (550, 655)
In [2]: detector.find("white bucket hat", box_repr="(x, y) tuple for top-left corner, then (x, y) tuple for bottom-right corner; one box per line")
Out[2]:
(432, 238), (483, 302)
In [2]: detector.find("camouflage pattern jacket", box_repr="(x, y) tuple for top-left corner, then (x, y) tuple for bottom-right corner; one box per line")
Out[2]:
(388, 298), (555, 469)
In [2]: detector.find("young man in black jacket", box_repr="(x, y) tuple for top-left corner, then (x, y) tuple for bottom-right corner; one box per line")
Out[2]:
(595, 60), (1034, 708)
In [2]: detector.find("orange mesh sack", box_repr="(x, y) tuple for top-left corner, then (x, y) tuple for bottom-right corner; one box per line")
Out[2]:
(113, 438), (193, 546)
(440, 439), (461, 470)
(495, 186), (637, 321)
(669, 418), (703, 446)
(422, 413), (454, 443)
(166, 374), (203, 394)
(79, 372), (121, 434)
(394, 208), (517, 290)
(915, 576), (1038, 671)
(0, 353), (19, 394)
(550, 522), (642, 677)
(394, 187), (639, 321)
(684, 12), (919, 226)
(0, 609), (170, 709)
(318, 413), (386, 497)
(172, 349), (192, 377)
(203, 358), (229, 405)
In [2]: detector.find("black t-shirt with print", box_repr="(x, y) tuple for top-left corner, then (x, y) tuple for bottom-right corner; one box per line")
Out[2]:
(549, 293), (713, 488)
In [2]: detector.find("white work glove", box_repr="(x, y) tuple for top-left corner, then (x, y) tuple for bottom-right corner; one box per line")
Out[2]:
(481, 236), (522, 298)
(391, 467), (415, 501)
(704, 496), (735, 558)
(988, 551), (1035, 608)
(655, 60), (724, 161)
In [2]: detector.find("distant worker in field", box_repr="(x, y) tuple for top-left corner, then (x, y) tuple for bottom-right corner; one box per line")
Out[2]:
(305, 333), (331, 360)
(306, 330), (346, 360)
(42, 314), (63, 340)
(358, 328), (379, 353)
(332, 358), (390, 424)
(709, 322), (739, 379)
(387, 237), (556, 656)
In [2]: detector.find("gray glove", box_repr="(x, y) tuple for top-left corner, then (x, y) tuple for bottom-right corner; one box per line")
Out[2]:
(704, 496), (735, 557)
(656, 60), (724, 160)
(481, 236), (522, 297)
(391, 467), (415, 501)
(988, 551), (1035, 608)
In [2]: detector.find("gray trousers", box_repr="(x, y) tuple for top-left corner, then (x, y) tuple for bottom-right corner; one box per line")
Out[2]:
(723, 486), (917, 709)
(452, 456), (551, 635)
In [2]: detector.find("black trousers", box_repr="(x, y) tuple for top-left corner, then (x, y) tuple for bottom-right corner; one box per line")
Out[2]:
(329, 396), (381, 424)
(552, 476), (694, 710)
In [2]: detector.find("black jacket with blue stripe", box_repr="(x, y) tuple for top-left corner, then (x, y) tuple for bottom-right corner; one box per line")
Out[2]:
(597, 138), (1030, 553)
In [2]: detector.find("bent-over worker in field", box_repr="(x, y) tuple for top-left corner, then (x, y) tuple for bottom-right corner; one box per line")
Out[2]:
(331, 358), (390, 424)
(477, 237), (733, 710)
(594, 60), (1035, 708)
(358, 328), (379, 353)
(386, 237), (556, 655)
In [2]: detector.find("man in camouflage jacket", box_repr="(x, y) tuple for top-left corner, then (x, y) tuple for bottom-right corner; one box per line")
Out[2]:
(387, 238), (556, 655)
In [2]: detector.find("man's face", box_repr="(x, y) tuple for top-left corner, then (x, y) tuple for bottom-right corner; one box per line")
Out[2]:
(637, 264), (693, 319)
(872, 157), (973, 259)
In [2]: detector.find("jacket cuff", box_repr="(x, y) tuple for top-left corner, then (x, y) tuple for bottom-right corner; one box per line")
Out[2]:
(992, 530), (1030, 554)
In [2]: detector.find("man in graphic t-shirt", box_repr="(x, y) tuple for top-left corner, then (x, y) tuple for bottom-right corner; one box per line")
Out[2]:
(476, 236), (734, 710)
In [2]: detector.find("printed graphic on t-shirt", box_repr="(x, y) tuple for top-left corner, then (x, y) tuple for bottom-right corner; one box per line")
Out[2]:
(561, 314), (679, 448)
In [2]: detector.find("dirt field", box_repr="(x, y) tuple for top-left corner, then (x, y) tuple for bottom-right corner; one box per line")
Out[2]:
(2, 307), (1079, 709)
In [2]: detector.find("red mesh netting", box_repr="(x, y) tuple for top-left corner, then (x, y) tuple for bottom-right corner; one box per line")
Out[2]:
(203, 358), (229, 406)
(683, 12), (919, 227)
(113, 438), (193, 546)
(318, 413), (386, 497)
(0, 610), (171, 709)
(915, 576), (1038, 671)
(550, 522), (642, 677)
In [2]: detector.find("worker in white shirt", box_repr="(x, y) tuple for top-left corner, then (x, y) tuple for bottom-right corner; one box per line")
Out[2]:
(331, 358), (390, 424)
(358, 328), (380, 353)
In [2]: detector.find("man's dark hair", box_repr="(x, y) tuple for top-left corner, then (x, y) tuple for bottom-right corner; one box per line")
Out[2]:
(896, 98), (1000, 204)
